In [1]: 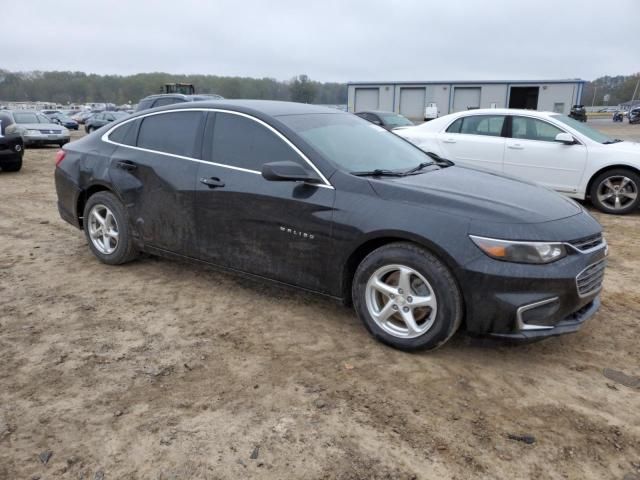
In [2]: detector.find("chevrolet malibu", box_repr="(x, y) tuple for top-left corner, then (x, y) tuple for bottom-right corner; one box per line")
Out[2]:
(54, 101), (607, 351)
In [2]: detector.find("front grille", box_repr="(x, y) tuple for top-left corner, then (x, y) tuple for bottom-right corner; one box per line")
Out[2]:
(39, 129), (61, 134)
(576, 259), (606, 297)
(569, 233), (604, 252)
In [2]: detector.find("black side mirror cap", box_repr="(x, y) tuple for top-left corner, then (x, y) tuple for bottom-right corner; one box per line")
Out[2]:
(261, 161), (321, 184)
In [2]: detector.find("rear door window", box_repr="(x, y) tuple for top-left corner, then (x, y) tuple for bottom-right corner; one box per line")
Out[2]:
(446, 118), (463, 133)
(209, 112), (308, 172)
(459, 115), (505, 136)
(137, 111), (204, 158)
(108, 120), (138, 146)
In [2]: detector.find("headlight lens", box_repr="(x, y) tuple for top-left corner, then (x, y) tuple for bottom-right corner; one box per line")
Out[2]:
(470, 235), (567, 264)
(27, 129), (41, 135)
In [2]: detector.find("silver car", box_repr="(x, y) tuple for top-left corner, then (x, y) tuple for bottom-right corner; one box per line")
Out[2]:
(5, 110), (70, 147)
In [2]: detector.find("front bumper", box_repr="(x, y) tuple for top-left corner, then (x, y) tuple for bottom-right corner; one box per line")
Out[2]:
(23, 133), (70, 146)
(488, 297), (600, 341)
(458, 241), (607, 340)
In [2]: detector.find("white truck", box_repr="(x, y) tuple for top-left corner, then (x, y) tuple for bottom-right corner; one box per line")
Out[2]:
(424, 102), (439, 121)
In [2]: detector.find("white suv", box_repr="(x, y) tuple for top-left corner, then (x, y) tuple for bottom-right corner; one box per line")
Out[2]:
(396, 108), (640, 214)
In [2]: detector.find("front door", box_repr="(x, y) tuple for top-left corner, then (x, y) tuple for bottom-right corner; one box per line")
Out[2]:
(194, 112), (336, 293)
(503, 115), (587, 193)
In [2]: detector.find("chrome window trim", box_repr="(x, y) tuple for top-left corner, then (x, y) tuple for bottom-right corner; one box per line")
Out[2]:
(101, 107), (334, 189)
(516, 297), (558, 331)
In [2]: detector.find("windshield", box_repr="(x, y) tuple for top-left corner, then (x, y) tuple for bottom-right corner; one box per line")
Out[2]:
(13, 113), (40, 124)
(278, 113), (430, 172)
(380, 113), (413, 128)
(551, 114), (615, 144)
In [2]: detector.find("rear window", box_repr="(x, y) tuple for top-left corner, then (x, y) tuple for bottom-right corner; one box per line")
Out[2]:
(137, 111), (203, 158)
(108, 120), (137, 146)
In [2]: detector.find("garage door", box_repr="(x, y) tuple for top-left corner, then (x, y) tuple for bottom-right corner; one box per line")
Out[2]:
(452, 87), (481, 112)
(354, 88), (379, 112)
(399, 88), (426, 120)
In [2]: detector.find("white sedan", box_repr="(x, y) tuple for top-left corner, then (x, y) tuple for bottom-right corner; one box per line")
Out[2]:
(395, 108), (640, 214)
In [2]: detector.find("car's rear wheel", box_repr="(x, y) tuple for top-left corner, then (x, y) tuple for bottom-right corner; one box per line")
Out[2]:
(83, 191), (138, 265)
(590, 169), (640, 214)
(352, 242), (462, 351)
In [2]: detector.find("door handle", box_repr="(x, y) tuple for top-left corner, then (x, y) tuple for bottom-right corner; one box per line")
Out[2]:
(116, 160), (137, 171)
(199, 177), (225, 188)
(442, 138), (456, 144)
(507, 144), (524, 150)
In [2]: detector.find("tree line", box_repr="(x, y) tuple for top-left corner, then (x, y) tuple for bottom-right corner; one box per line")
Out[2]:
(581, 73), (640, 106)
(0, 70), (347, 106)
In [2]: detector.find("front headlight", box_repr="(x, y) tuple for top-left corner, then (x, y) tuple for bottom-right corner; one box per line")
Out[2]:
(470, 235), (567, 264)
(27, 129), (41, 135)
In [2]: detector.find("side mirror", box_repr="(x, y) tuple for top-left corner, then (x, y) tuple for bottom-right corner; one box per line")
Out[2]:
(555, 132), (576, 145)
(262, 161), (320, 184)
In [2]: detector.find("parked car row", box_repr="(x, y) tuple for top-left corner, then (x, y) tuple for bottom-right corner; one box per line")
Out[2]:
(54, 100), (608, 351)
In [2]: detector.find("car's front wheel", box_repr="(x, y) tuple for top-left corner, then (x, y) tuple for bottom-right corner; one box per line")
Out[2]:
(590, 169), (640, 214)
(83, 191), (139, 265)
(352, 242), (463, 351)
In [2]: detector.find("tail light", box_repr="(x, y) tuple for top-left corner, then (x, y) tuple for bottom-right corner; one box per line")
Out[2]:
(55, 150), (66, 167)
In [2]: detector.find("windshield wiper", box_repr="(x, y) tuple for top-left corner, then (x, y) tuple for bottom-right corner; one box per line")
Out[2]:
(425, 152), (455, 166)
(350, 169), (406, 177)
(402, 161), (436, 175)
(602, 138), (623, 144)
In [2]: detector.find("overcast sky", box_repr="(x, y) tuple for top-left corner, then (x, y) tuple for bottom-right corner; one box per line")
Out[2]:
(4, 0), (638, 82)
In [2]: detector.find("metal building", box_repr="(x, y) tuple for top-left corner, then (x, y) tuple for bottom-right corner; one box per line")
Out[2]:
(347, 79), (585, 121)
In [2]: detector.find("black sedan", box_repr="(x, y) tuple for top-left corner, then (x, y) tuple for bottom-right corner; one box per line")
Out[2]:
(54, 101), (607, 351)
(0, 112), (24, 172)
(84, 111), (129, 133)
(46, 113), (80, 130)
(355, 110), (414, 130)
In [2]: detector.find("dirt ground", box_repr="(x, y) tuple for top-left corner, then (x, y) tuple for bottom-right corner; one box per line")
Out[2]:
(1, 121), (639, 480)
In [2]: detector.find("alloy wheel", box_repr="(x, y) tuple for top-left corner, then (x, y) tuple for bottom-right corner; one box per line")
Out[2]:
(596, 175), (638, 211)
(88, 204), (119, 254)
(365, 264), (438, 339)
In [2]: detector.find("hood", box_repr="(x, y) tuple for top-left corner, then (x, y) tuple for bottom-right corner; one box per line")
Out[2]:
(368, 166), (582, 224)
(605, 140), (640, 155)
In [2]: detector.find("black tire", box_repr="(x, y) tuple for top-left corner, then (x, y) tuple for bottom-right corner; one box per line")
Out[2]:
(352, 242), (463, 351)
(589, 168), (640, 215)
(1, 159), (22, 172)
(83, 191), (139, 265)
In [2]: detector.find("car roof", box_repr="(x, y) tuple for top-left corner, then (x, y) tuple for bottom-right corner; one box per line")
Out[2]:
(355, 110), (402, 115)
(450, 108), (559, 117)
(139, 99), (344, 117)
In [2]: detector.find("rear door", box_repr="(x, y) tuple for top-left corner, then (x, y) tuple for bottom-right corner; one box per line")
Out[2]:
(437, 114), (507, 172)
(503, 115), (587, 193)
(194, 111), (336, 293)
(108, 110), (205, 256)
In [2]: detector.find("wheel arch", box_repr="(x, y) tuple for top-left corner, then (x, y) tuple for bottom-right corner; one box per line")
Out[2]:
(340, 232), (462, 306)
(586, 164), (640, 198)
(76, 182), (116, 228)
